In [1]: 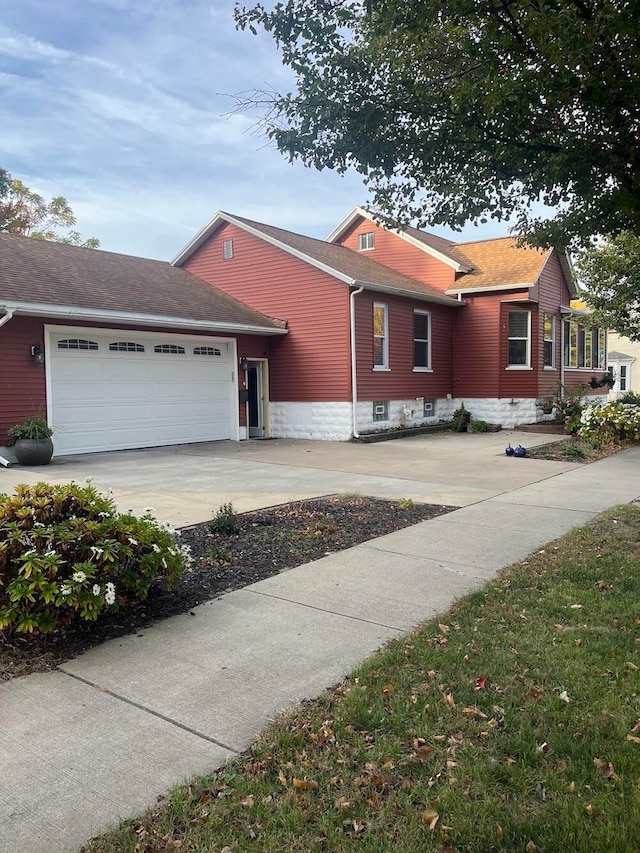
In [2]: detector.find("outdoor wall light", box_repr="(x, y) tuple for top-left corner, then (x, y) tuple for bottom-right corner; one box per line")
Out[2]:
(239, 356), (248, 370)
(31, 344), (44, 365)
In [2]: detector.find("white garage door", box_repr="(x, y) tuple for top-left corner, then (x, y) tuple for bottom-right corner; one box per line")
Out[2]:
(47, 328), (235, 455)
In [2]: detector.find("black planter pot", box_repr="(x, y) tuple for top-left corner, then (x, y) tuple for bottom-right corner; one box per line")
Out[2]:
(14, 438), (54, 466)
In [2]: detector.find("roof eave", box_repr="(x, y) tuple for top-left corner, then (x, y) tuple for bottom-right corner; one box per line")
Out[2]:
(353, 281), (462, 307)
(0, 300), (288, 336)
(171, 211), (228, 266)
(445, 282), (535, 296)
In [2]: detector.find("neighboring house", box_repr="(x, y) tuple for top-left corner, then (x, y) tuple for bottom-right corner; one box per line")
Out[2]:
(173, 207), (608, 440)
(0, 233), (286, 456)
(0, 207), (609, 455)
(606, 335), (639, 396)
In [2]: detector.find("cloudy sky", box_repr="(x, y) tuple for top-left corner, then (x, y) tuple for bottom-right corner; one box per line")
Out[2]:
(0, 0), (507, 260)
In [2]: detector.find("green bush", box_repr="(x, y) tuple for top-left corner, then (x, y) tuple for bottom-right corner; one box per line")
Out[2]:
(7, 415), (53, 445)
(208, 501), (241, 535)
(0, 481), (190, 635)
(469, 419), (490, 432)
(578, 402), (640, 446)
(618, 391), (640, 406)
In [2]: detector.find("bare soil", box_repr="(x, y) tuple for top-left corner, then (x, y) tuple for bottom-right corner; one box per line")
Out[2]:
(0, 496), (454, 681)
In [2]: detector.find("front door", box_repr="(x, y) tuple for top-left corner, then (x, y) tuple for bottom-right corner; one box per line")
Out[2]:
(247, 361), (264, 438)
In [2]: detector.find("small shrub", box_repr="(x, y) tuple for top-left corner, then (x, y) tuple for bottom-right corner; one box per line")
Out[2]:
(398, 498), (414, 510)
(618, 391), (640, 406)
(208, 502), (241, 536)
(579, 402), (640, 446)
(207, 545), (230, 564)
(451, 402), (471, 432)
(469, 419), (490, 433)
(0, 481), (190, 635)
(7, 415), (53, 445)
(563, 441), (586, 459)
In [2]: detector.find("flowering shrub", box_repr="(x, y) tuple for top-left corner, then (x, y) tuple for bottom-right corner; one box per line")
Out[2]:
(578, 402), (640, 446)
(0, 481), (191, 635)
(548, 384), (589, 434)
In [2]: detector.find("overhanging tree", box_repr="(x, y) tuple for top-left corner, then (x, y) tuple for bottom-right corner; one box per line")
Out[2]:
(0, 176), (99, 248)
(234, 0), (639, 248)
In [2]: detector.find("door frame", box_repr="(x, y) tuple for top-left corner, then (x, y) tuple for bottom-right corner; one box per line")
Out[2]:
(244, 358), (270, 439)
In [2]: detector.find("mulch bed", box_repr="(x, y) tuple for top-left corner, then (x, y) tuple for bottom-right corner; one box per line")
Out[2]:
(0, 496), (454, 681)
(526, 438), (629, 463)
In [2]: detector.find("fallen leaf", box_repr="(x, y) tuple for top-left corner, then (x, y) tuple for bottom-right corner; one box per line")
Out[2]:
(496, 825), (503, 839)
(421, 809), (440, 830)
(277, 769), (288, 786)
(474, 676), (487, 691)
(567, 781), (576, 793)
(239, 795), (254, 807)
(293, 778), (319, 791)
(596, 580), (613, 590)
(382, 684), (394, 697)
(537, 742), (550, 754)
(559, 690), (571, 703)
(335, 796), (350, 808)
(526, 841), (539, 852)
(439, 623), (450, 634)
(444, 693), (456, 707)
(570, 604), (583, 609)
(462, 705), (487, 718)
(624, 661), (638, 672)
(585, 803), (594, 816)
(626, 735), (640, 744)
(594, 758), (618, 780)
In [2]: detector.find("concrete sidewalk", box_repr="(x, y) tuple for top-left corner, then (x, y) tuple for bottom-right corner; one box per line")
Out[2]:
(1, 447), (639, 852)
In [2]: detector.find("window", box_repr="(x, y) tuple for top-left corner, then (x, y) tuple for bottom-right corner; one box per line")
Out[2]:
(413, 311), (431, 369)
(109, 341), (145, 352)
(372, 400), (388, 421)
(223, 239), (234, 259)
(154, 344), (185, 354)
(620, 365), (628, 391)
(543, 314), (555, 368)
(57, 338), (98, 351)
(507, 310), (530, 367)
(193, 346), (222, 356)
(373, 303), (388, 369)
(358, 231), (375, 251)
(423, 398), (435, 417)
(563, 321), (606, 369)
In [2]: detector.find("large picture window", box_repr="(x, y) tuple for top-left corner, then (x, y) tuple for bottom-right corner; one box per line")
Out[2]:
(507, 310), (530, 367)
(413, 311), (431, 369)
(563, 320), (606, 369)
(373, 303), (388, 369)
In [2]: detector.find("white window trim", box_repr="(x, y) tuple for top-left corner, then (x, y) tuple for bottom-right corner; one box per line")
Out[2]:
(506, 309), (531, 369)
(223, 239), (234, 259)
(373, 302), (389, 370)
(413, 309), (432, 371)
(543, 313), (556, 369)
(358, 231), (375, 251)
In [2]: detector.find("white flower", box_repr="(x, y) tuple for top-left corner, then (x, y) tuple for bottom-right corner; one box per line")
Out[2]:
(142, 506), (155, 515)
(59, 585), (72, 596)
(151, 543), (161, 553)
(98, 511), (110, 518)
(128, 537), (138, 546)
(92, 584), (101, 596)
(72, 570), (87, 583)
(90, 546), (104, 559)
(105, 590), (116, 605)
(105, 582), (115, 594)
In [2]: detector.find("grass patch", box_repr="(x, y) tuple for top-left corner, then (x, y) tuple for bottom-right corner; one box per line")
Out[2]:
(83, 506), (640, 852)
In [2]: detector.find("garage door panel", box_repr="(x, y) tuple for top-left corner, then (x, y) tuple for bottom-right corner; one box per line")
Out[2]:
(48, 331), (235, 455)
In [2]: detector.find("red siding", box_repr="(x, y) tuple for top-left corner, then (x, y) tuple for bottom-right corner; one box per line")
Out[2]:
(184, 222), (351, 402)
(337, 220), (457, 291)
(452, 294), (502, 398)
(0, 316), (47, 444)
(354, 291), (454, 400)
(0, 316), (270, 443)
(498, 300), (539, 399)
(536, 252), (568, 396)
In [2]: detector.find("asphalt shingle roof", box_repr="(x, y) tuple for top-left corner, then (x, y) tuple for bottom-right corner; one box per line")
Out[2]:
(0, 232), (285, 330)
(451, 237), (550, 290)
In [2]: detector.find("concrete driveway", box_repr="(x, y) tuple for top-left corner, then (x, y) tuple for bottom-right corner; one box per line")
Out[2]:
(1, 430), (572, 525)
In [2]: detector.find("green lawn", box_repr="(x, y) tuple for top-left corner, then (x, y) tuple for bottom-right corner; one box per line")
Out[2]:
(84, 506), (640, 852)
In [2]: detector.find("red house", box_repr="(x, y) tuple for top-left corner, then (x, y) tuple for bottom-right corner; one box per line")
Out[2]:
(0, 208), (608, 456)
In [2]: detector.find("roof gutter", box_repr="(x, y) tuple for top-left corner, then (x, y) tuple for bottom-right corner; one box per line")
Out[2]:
(0, 301), (288, 336)
(354, 280), (462, 307)
(350, 285), (364, 439)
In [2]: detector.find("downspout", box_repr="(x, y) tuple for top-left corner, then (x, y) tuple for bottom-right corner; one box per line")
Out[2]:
(0, 307), (16, 329)
(0, 309), (17, 467)
(350, 285), (364, 438)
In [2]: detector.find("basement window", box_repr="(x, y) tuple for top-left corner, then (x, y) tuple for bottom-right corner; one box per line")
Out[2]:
(372, 400), (389, 422)
(423, 398), (435, 417)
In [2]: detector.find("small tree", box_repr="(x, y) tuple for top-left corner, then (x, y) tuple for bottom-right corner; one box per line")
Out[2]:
(0, 177), (99, 248)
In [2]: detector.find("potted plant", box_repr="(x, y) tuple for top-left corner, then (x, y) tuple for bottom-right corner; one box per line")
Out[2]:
(536, 395), (555, 415)
(7, 416), (54, 465)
